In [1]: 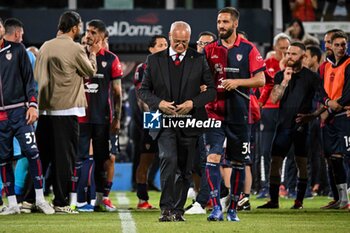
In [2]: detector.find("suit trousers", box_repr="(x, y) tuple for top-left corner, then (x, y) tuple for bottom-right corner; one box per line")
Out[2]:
(36, 115), (79, 207)
(157, 128), (198, 214)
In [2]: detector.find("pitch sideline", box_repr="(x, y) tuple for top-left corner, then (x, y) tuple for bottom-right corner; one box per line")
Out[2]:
(116, 193), (137, 233)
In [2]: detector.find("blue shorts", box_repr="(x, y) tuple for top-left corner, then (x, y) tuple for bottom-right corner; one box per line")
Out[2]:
(243, 153), (252, 165)
(323, 115), (350, 156)
(0, 107), (38, 162)
(220, 152), (232, 167)
(138, 129), (158, 154)
(78, 123), (109, 161)
(205, 123), (251, 163)
(219, 141), (251, 166)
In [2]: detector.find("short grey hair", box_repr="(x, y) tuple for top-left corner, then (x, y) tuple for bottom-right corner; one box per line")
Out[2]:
(273, 32), (291, 46)
(169, 21), (191, 35)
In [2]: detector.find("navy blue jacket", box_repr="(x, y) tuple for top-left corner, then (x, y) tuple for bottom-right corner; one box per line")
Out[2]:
(0, 40), (37, 109)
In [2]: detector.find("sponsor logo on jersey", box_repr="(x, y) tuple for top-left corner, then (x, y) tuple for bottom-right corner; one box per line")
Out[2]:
(224, 67), (240, 73)
(85, 83), (99, 93)
(214, 63), (224, 74)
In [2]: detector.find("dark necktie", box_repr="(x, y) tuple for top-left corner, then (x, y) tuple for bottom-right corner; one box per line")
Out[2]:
(174, 53), (181, 66)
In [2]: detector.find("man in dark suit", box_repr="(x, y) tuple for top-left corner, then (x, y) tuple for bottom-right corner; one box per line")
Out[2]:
(138, 21), (216, 222)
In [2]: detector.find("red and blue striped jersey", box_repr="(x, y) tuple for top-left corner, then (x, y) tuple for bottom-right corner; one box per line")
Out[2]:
(79, 48), (123, 124)
(204, 35), (265, 124)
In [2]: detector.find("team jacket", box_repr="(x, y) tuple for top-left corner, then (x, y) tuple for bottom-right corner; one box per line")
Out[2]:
(0, 39), (37, 109)
(321, 54), (350, 108)
(204, 35), (265, 123)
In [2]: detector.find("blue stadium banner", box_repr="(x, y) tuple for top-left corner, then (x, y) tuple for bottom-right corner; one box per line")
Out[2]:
(1, 9), (272, 45)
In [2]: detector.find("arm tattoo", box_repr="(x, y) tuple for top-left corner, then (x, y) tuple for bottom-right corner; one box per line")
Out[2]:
(112, 79), (122, 120)
(270, 84), (287, 104)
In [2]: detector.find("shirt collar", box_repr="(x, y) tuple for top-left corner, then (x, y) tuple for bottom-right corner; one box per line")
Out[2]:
(217, 33), (242, 48)
(0, 39), (10, 50)
(169, 47), (186, 59)
(97, 47), (106, 56)
(326, 54), (349, 66)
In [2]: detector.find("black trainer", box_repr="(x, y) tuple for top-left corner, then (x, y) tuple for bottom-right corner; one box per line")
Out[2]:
(257, 201), (279, 209)
(237, 197), (251, 211)
(290, 200), (303, 209)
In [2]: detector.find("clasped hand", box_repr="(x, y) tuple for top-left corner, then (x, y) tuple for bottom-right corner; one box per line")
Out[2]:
(159, 100), (193, 116)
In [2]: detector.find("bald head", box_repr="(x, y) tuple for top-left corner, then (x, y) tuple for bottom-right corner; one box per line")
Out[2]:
(169, 21), (191, 54)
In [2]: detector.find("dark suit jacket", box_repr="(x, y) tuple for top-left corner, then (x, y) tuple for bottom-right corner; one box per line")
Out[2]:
(138, 48), (216, 138)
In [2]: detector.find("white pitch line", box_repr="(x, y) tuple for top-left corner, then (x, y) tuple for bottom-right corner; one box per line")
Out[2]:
(116, 193), (136, 233)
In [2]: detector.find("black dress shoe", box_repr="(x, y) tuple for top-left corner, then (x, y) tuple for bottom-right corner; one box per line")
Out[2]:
(173, 213), (186, 222)
(257, 201), (279, 209)
(159, 209), (174, 222)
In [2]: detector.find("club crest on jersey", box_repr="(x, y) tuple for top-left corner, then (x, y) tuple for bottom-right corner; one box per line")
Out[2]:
(101, 61), (107, 68)
(236, 54), (242, 61)
(256, 55), (263, 62)
(5, 51), (12, 60)
(214, 63), (224, 74)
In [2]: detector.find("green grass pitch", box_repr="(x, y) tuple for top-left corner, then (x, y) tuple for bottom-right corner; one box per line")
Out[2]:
(0, 192), (349, 233)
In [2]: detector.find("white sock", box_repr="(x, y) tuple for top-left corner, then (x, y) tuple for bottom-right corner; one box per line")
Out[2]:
(90, 199), (96, 206)
(77, 202), (87, 208)
(69, 192), (77, 206)
(337, 183), (349, 203)
(95, 192), (103, 206)
(139, 199), (146, 204)
(8, 195), (18, 207)
(35, 188), (45, 203)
